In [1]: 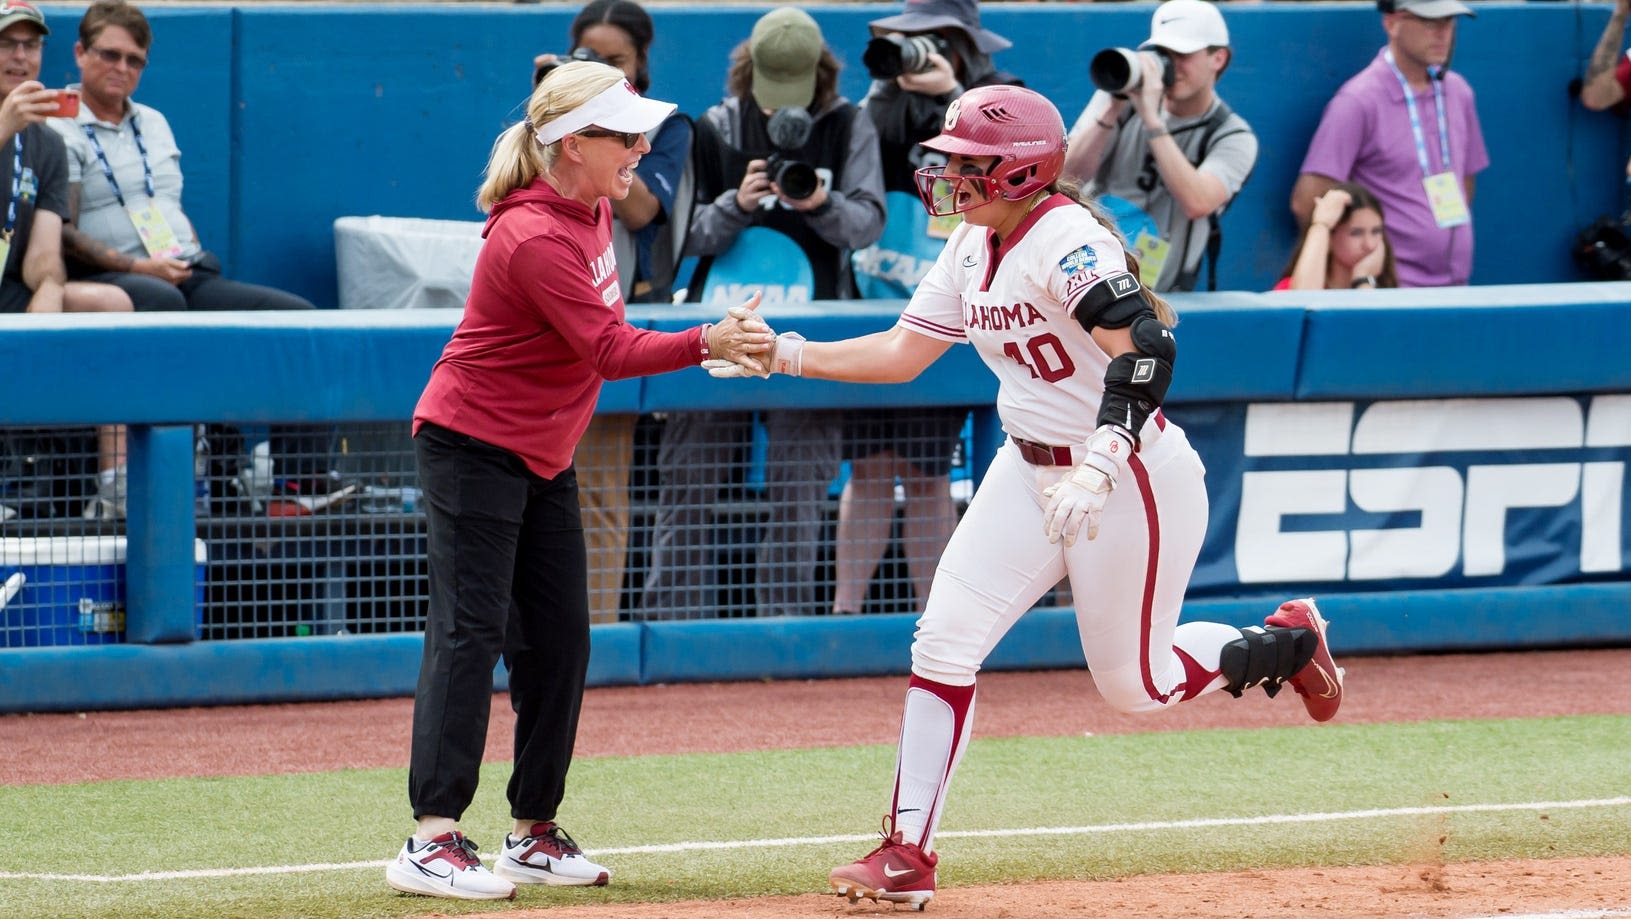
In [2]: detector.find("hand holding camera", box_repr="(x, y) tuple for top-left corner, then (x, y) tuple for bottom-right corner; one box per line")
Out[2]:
(0, 82), (68, 135)
(1089, 47), (1175, 99)
(533, 47), (607, 89)
(863, 33), (949, 81)
(735, 159), (776, 213)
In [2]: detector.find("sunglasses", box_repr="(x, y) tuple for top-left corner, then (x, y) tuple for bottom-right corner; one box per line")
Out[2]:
(88, 45), (148, 70)
(576, 128), (640, 149)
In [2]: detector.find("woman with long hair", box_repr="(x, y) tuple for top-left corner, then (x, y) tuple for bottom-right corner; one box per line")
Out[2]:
(386, 60), (771, 902)
(1275, 182), (1396, 290)
(706, 85), (1345, 910)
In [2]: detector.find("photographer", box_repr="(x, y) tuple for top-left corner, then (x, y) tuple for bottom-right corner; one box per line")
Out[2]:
(859, 0), (1020, 194)
(1061, 0), (1256, 293)
(836, 0), (1021, 618)
(640, 5), (884, 620)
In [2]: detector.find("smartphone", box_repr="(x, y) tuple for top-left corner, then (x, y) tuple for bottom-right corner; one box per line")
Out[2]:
(44, 89), (79, 118)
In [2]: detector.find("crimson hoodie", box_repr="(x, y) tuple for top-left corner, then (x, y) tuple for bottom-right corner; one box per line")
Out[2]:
(414, 177), (704, 478)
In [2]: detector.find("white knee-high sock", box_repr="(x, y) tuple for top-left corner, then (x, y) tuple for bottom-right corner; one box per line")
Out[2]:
(890, 675), (976, 851)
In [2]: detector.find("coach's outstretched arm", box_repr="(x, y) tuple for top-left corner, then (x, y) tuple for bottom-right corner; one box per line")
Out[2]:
(704, 314), (951, 383)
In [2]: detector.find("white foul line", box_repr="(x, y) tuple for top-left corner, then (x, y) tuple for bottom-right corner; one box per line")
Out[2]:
(1, 796), (1626, 884)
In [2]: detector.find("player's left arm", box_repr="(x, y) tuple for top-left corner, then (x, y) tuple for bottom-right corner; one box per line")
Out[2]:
(1042, 269), (1176, 546)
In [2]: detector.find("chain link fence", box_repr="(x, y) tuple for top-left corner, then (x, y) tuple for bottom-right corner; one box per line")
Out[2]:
(0, 412), (980, 646)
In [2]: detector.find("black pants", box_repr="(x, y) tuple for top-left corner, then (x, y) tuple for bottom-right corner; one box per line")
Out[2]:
(408, 422), (590, 822)
(79, 251), (318, 312)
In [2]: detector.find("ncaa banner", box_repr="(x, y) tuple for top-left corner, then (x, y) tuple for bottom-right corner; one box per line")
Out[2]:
(1170, 395), (1631, 596)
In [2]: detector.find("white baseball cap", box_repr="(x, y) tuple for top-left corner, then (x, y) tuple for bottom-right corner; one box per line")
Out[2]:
(1140, 0), (1230, 55)
(534, 77), (676, 145)
(1386, 0), (1476, 19)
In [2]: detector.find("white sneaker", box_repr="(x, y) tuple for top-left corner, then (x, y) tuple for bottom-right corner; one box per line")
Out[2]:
(81, 466), (127, 521)
(494, 821), (611, 886)
(385, 831), (515, 901)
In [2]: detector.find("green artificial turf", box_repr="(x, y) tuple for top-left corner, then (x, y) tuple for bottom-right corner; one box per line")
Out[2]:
(2, 715), (1627, 919)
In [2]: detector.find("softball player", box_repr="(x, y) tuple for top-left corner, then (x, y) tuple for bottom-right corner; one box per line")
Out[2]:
(705, 84), (1345, 911)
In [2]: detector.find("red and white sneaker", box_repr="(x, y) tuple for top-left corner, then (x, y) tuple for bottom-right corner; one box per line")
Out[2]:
(829, 819), (938, 911)
(1265, 598), (1345, 722)
(495, 821), (611, 886)
(385, 831), (515, 900)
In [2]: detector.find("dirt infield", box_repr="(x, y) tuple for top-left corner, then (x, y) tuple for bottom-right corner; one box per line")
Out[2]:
(8, 647), (1631, 916)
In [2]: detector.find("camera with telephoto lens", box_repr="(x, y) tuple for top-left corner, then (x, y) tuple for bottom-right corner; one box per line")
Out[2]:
(534, 47), (608, 88)
(1089, 47), (1175, 96)
(863, 33), (950, 80)
(764, 106), (820, 201)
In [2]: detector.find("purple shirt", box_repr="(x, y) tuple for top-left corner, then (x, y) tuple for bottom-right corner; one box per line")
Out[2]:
(1300, 48), (1489, 287)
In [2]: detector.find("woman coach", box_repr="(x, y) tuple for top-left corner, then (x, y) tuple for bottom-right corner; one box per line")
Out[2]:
(385, 60), (774, 901)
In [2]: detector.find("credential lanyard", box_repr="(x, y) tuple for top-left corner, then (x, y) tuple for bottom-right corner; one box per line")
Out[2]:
(82, 114), (156, 209)
(4, 134), (21, 242)
(1383, 50), (1451, 178)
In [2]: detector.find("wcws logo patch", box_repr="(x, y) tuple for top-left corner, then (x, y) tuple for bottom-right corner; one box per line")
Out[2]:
(1234, 396), (1631, 585)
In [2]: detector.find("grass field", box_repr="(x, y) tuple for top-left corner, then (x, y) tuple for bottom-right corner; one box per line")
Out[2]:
(4, 715), (1628, 919)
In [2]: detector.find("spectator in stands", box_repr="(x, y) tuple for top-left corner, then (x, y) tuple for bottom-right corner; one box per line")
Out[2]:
(833, 0), (1020, 616)
(639, 6), (884, 620)
(51, 1), (314, 312)
(1579, 0), (1631, 179)
(534, 0), (694, 624)
(1273, 183), (1396, 291)
(392, 59), (772, 901)
(0, 0), (134, 521)
(1061, 0), (1256, 293)
(1290, 0), (1487, 288)
(50, 1), (342, 513)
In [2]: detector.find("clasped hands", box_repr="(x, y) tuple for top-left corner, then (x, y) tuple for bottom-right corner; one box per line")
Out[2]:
(703, 290), (778, 374)
(1041, 425), (1134, 547)
(701, 290), (804, 379)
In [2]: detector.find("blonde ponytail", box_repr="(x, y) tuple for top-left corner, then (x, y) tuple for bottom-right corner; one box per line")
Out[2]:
(476, 122), (545, 212)
(474, 60), (627, 212)
(1049, 177), (1178, 328)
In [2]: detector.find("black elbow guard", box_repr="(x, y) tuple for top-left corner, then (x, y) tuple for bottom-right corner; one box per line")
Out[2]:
(1072, 271), (1150, 331)
(1096, 315), (1177, 442)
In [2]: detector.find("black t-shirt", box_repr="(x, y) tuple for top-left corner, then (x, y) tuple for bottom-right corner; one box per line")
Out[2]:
(0, 123), (69, 285)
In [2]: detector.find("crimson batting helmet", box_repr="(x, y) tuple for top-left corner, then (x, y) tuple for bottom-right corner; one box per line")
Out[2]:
(913, 85), (1067, 217)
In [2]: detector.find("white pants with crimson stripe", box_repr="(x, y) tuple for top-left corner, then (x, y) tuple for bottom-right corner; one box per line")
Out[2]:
(889, 424), (1242, 850)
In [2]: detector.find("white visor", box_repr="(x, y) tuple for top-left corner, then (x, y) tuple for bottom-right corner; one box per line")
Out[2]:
(534, 79), (677, 146)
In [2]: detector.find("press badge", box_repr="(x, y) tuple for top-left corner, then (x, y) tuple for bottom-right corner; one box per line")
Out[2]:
(128, 203), (185, 259)
(1131, 230), (1170, 289)
(1423, 172), (1470, 228)
(0, 231), (11, 272)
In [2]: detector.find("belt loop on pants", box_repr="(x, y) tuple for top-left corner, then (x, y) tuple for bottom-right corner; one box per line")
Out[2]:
(1011, 435), (1074, 467)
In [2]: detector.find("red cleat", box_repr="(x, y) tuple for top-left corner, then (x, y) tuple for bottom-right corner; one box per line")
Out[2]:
(829, 818), (938, 911)
(1264, 598), (1345, 722)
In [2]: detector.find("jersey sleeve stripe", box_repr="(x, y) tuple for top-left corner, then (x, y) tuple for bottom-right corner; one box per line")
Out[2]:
(899, 314), (967, 340)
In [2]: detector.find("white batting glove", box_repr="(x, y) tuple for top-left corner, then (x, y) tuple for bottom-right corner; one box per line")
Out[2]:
(1041, 425), (1134, 546)
(703, 332), (805, 379)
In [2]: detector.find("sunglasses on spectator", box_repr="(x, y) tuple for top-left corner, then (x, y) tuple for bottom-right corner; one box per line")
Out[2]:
(88, 45), (148, 70)
(576, 128), (640, 149)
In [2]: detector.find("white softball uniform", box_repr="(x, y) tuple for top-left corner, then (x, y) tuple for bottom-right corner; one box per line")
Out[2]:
(883, 195), (1243, 851)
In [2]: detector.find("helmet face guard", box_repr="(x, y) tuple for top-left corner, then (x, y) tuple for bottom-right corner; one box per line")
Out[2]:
(913, 165), (1000, 217)
(916, 85), (1068, 214)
